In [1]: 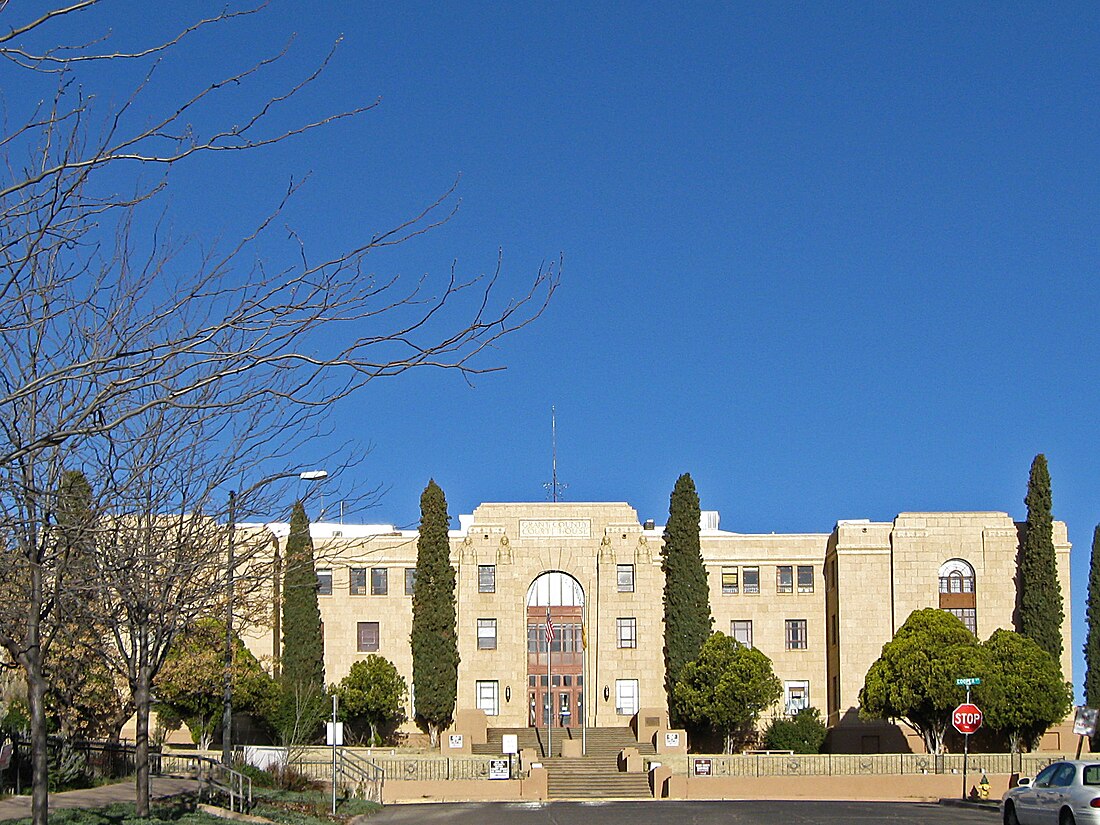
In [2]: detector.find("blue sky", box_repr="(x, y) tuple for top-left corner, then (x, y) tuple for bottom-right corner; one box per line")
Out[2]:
(19, 3), (1100, 691)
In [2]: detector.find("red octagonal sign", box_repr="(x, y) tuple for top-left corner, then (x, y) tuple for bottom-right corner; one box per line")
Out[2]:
(953, 702), (983, 735)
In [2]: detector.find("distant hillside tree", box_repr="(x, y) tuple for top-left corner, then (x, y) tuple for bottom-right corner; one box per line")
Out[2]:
(859, 608), (987, 755)
(1018, 454), (1064, 660)
(277, 502), (326, 742)
(673, 632), (781, 754)
(1086, 524), (1100, 748)
(662, 473), (713, 721)
(411, 480), (458, 746)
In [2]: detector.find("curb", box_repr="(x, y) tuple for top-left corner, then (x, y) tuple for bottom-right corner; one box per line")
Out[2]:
(938, 797), (999, 813)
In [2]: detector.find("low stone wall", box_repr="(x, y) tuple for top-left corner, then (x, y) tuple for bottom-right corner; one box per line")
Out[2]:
(661, 772), (1014, 802)
(667, 751), (1068, 778)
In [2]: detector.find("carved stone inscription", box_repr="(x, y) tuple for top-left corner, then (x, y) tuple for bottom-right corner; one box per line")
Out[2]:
(519, 519), (592, 539)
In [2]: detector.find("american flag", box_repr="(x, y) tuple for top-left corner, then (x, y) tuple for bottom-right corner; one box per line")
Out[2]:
(545, 609), (555, 646)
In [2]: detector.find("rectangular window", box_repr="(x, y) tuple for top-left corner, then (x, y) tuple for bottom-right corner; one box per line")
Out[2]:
(742, 566), (760, 594)
(721, 566), (738, 595)
(349, 568), (367, 595)
(357, 621), (379, 652)
(405, 567), (416, 596)
(785, 680), (810, 715)
(317, 569), (332, 596)
(731, 620), (753, 648)
(945, 607), (977, 635)
(617, 564), (635, 593)
(617, 618), (637, 649)
(797, 565), (814, 593)
(370, 568), (388, 596)
(785, 619), (808, 650)
(777, 565), (793, 594)
(476, 680), (499, 716)
(478, 564), (496, 593)
(477, 618), (497, 650)
(615, 679), (639, 716)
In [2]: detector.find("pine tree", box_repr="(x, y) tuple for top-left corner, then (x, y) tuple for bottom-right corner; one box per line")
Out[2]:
(411, 479), (459, 746)
(661, 473), (713, 721)
(1018, 454), (1064, 661)
(1085, 525), (1100, 724)
(277, 501), (326, 741)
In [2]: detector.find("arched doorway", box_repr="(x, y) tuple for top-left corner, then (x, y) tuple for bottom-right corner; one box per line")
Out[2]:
(526, 572), (584, 729)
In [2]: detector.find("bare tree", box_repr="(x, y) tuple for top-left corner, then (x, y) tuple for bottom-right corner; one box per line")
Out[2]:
(0, 4), (557, 822)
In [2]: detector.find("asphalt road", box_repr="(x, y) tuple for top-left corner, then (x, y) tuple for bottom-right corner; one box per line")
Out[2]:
(371, 800), (998, 825)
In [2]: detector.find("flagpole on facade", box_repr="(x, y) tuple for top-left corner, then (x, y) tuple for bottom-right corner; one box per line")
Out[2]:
(546, 606), (552, 759)
(581, 603), (587, 757)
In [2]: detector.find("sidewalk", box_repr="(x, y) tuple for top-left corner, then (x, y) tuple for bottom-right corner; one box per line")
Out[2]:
(0, 777), (201, 821)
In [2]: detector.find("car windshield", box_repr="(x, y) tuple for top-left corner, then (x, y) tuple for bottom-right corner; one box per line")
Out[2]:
(1083, 765), (1100, 785)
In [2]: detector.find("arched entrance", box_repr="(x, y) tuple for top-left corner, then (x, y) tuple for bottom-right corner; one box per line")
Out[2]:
(526, 572), (584, 729)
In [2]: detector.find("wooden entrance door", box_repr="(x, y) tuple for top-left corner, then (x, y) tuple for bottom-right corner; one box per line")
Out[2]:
(527, 605), (583, 727)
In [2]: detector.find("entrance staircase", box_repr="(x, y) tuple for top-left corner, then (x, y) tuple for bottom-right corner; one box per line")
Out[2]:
(476, 727), (656, 799)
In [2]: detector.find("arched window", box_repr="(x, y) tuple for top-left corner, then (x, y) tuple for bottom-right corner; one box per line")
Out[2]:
(938, 559), (976, 634)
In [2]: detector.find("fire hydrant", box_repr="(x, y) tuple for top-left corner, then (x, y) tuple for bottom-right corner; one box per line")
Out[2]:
(979, 774), (990, 800)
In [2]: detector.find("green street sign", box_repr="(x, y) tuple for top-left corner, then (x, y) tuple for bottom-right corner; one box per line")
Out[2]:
(956, 677), (981, 686)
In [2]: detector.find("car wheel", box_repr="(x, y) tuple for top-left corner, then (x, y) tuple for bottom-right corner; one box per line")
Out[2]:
(1003, 801), (1020, 825)
(1060, 808), (1076, 825)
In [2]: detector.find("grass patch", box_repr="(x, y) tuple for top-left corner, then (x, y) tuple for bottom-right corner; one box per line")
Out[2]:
(0, 791), (382, 825)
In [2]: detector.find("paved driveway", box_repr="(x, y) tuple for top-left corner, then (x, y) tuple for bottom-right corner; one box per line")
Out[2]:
(371, 800), (997, 825)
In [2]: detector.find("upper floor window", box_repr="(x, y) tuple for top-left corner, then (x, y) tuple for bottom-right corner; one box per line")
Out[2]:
(371, 567), (388, 595)
(357, 621), (379, 652)
(317, 569), (332, 596)
(785, 619), (808, 650)
(617, 564), (635, 593)
(777, 566), (793, 594)
(797, 565), (814, 593)
(478, 564), (496, 593)
(731, 620), (753, 648)
(349, 567), (367, 596)
(742, 566), (760, 594)
(477, 618), (497, 650)
(938, 559), (975, 594)
(405, 567), (416, 596)
(721, 566), (738, 594)
(617, 617), (637, 649)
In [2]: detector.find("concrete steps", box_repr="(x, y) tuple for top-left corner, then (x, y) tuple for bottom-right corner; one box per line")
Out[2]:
(477, 727), (656, 799)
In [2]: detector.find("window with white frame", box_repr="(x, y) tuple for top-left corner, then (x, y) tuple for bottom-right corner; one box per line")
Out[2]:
(742, 566), (760, 594)
(721, 566), (738, 594)
(731, 620), (753, 648)
(477, 618), (497, 650)
(785, 680), (810, 715)
(615, 679), (639, 716)
(317, 569), (332, 596)
(476, 680), (499, 716)
(617, 564), (635, 593)
(617, 618), (636, 648)
(478, 564), (496, 593)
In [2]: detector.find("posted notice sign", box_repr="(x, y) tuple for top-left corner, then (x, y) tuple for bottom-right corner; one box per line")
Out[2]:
(952, 703), (983, 735)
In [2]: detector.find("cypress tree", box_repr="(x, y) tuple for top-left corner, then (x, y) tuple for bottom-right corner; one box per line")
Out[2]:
(278, 501), (325, 738)
(661, 473), (713, 721)
(1085, 525), (1100, 727)
(1018, 454), (1064, 661)
(411, 479), (459, 745)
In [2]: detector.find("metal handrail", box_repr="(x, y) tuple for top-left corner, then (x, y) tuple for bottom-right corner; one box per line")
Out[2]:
(336, 749), (385, 804)
(158, 753), (253, 812)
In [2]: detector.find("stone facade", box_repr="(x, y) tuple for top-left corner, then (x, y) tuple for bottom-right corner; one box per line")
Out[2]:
(239, 501), (1071, 751)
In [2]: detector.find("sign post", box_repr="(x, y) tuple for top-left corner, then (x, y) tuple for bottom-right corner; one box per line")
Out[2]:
(953, 677), (983, 801)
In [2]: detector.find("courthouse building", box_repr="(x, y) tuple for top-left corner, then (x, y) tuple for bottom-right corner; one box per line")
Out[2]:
(241, 501), (1072, 752)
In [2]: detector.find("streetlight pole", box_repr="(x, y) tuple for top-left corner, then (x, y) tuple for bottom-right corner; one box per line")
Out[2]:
(222, 490), (237, 767)
(222, 469), (329, 767)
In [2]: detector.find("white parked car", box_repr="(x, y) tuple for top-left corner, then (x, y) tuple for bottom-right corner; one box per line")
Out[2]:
(1002, 760), (1100, 825)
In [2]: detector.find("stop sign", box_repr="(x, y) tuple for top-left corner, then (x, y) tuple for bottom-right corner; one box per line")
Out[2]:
(953, 702), (983, 734)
